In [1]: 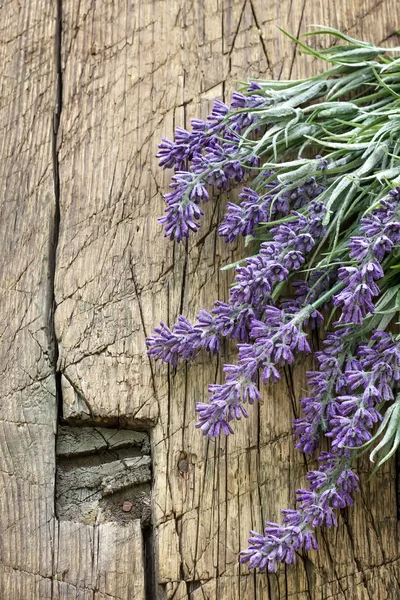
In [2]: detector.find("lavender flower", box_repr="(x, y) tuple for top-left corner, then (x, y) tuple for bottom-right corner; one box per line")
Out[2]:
(146, 312), (219, 367)
(195, 306), (313, 438)
(157, 92), (271, 173)
(326, 331), (400, 451)
(219, 188), (270, 242)
(158, 171), (209, 242)
(334, 187), (400, 323)
(219, 176), (326, 243)
(229, 201), (327, 304)
(190, 140), (254, 188)
(157, 91), (274, 241)
(195, 365), (260, 437)
(159, 139), (262, 241)
(157, 101), (230, 170)
(229, 91), (272, 132)
(147, 296), (272, 367)
(151, 41), (400, 574)
(157, 84), (329, 243)
(334, 263), (383, 324)
(293, 328), (350, 454)
(212, 298), (270, 340)
(280, 332), (400, 574)
(294, 329), (400, 457)
(240, 452), (358, 571)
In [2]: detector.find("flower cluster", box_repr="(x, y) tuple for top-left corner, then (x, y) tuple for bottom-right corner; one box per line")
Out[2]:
(294, 328), (351, 454)
(295, 327), (400, 454)
(229, 200), (327, 306)
(150, 200), (327, 368)
(146, 311), (219, 367)
(334, 187), (400, 323)
(146, 296), (272, 366)
(157, 91), (275, 242)
(219, 176), (325, 242)
(157, 91), (270, 171)
(158, 172), (209, 241)
(327, 331), (400, 451)
(195, 306), (313, 437)
(241, 330), (400, 571)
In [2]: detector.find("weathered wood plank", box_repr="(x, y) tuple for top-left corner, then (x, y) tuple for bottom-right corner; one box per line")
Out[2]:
(0, 1), (149, 598)
(54, 0), (400, 598)
(0, 1), (57, 598)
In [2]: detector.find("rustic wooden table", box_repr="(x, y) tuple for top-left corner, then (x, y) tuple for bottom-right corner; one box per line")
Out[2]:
(1, 0), (400, 598)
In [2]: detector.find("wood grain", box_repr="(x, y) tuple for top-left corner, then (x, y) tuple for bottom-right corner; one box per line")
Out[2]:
(2, 0), (400, 598)
(0, 0), (57, 598)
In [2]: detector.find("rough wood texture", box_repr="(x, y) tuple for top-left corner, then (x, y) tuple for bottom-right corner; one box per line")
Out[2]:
(2, 0), (400, 598)
(56, 426), (151, 524)
(0, 1), (147, 598)
(53, 520), (146, 599)
(0, 1), (57, 598)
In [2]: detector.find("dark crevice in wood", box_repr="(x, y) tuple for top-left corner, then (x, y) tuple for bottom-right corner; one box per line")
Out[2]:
(55, 371), (64, 423)
(395, 450), (400, 521)
(142, 428), (158, 600)
(49, 0), (63, 374)
(50, 1), (63, 598)
(301, 554), (315, 600)
(62, 414), (155, 431)
(187, 580), (201, 593)
(50, 0), (63, 418)
(143, 524), (157, 600)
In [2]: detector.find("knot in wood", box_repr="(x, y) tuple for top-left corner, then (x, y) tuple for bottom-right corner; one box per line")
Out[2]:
(178, 459), (188, 473)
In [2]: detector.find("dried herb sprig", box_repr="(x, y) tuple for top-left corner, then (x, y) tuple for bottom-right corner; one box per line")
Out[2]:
(147, 27), (400, 572)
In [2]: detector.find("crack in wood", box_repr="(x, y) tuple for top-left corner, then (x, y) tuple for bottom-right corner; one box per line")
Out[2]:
(49, 2), (64, 599)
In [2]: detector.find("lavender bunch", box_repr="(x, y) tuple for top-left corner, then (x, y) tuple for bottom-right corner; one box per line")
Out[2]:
(148, 27), (400, 572)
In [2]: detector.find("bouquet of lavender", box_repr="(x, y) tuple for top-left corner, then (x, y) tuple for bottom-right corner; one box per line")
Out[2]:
(147, 27), (400, 572)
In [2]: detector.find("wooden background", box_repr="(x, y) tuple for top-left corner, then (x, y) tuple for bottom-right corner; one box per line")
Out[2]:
(1, 0), (400, 598)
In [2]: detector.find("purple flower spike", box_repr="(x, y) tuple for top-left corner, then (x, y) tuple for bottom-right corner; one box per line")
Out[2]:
(334, 262), (382, 324)
(146, 311), (220, 366)
(219, 187), (275, 242)
(241, 451), (361, 571)
(195, 367), (260, 438)
(158, 171), (209, 242)
(293, 328), (352, 454)
(219, 178), (326, 243)
(229, 200), (327, 305)
(336, 186), (400, 320)
(195, 305), (313, 437)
